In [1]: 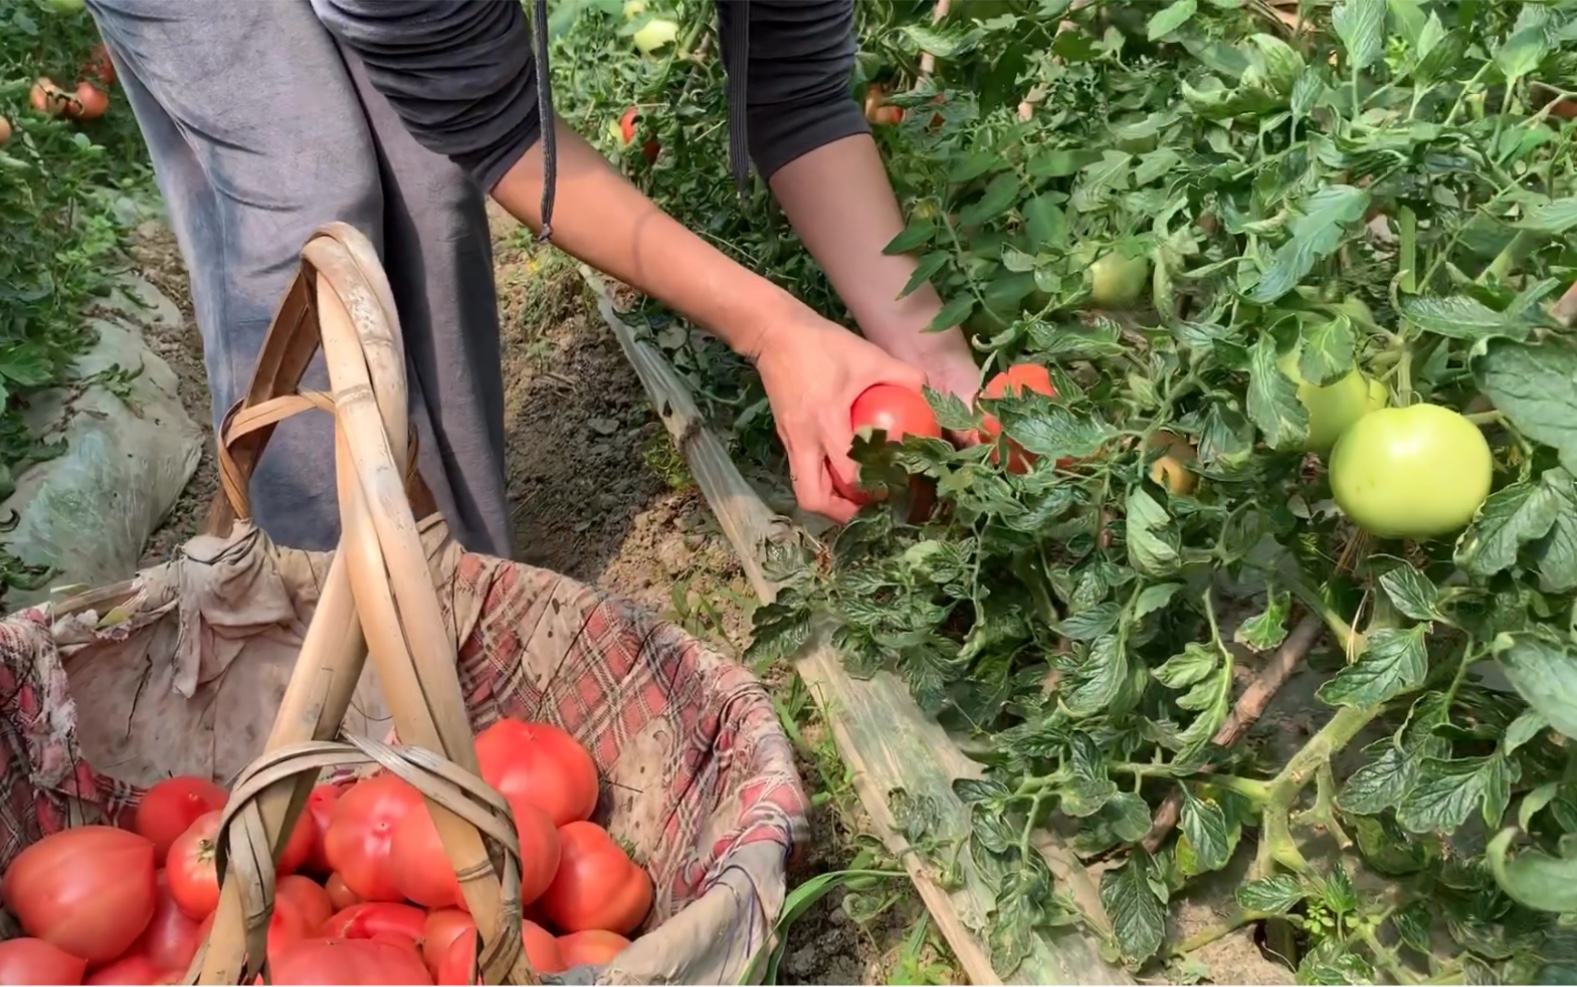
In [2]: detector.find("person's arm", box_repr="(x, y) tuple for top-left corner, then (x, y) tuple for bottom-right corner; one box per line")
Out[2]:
(310, 0), (915, 521)
(491, 123), (923, 521)
(723, 0), (981, 404)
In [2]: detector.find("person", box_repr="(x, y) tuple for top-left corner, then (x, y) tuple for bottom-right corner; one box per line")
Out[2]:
(86, 0), (981, 556)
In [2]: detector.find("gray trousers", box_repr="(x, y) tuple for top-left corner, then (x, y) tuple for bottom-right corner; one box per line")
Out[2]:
(88, 0), (512, 557)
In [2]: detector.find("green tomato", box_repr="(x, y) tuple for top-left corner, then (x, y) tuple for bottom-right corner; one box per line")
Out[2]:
(622, 0), (647, 16)
(632, 17), (679, 54)
(1089, 252), (1149, 309)
(1276, 350), (1387, 453)
(1329, 404), (1493, 539)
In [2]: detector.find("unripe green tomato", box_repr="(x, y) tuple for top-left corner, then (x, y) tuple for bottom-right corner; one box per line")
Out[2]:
(1329, 404), (1492, 539)
(1276, 350), (1387, 453)
(633, 17), (679, 54)
(1089, 252), (1149, 308)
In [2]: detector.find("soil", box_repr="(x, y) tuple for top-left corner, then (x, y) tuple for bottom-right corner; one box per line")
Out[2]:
(132, 205), (890, 984)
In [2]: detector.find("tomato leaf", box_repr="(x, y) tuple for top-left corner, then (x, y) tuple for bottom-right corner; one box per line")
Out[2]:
(1332, 0), (1387, 71)
(1153, 641), (1219, 689)
(1236, 873), (1307, 914)
(1487, 828), (1577, 914)
(959, 173), (1020, 227)
(1246, 334), (1310, 449)
(1065, 633), (1136, 717)
(1395, 754), (1516, 834)
(1298, 316), (1356, 386)
(1179, 788), (1231, 872)
(1146, 0), (1197, 42)
(1338, 742), (1420, 815)
(1517, 196), (1577, 235)
(884, 218), (936, 255)
(1248, 185), (1369, 303)
(996, 397), (1114, 459)
(1401, 295), (1534, 341)
(1133, 582), (1183, 621)
(1378, 562), (1442, 622)
(1100, 854), (1166, 965)
(1476, 340), (1577, 476)
(1233, 589), (1290, 650)
(1316, 626), (1429, 708)
(1023, 194), (1067, 252)
(1496, 630), (1577, 742)
(928, 293), (976, 334)
(1126, 487), (1180, 578)
(1455, 472), (1564, 578)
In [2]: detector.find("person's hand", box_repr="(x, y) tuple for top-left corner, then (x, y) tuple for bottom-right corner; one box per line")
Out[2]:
(876, 324), (982, 442)
(751, 311), (926, 522)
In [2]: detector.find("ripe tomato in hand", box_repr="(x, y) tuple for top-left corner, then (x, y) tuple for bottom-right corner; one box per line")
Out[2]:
(277, 874), (333, 932)
(167, 810), (222, 919)
(3, 826), (157, 962)
(0, 938), (87, 986)
(392, 792), (560, 908)
(135, 775), (227, 864)
(85, 954), (168, 986)
(129, 871), (204, 976)
(304, 783), (344, 874)
(270, 938), (433, 986)
(321, 902), (427, 942)
(538, 822), (652, 935)
(979, 364), (1058, 473)
(326, 872), (362, 911)
(324, 774), (424, 901)
(556, 929), (630, 968)
(475, 719), (599, 826)
(829, 384), (942, 504)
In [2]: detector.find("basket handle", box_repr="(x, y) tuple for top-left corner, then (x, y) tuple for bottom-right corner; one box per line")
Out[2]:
(194, 225), (528, 984)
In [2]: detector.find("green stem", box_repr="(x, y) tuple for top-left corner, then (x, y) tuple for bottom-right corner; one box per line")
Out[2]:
(1282, 569), (1364, 655)
(1481, 229), (1540, 284)
(1171, 909), (1273, 955)
(1443, 63), (1493, 127)
(1465, 410), (1504, 426)
(1253, 704), (1382, 878)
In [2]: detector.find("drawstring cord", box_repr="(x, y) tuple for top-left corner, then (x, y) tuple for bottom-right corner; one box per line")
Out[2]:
(530, 0), (557, 242)
(726, 0), (750, 194)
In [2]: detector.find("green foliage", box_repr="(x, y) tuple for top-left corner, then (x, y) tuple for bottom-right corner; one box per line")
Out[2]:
(1, 1), (153, 589)
(551, 0), (1577, 980)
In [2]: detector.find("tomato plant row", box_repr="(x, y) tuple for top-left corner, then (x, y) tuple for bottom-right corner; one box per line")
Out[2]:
(0, 718), (649, 985)
(550, 0), (1577, 981)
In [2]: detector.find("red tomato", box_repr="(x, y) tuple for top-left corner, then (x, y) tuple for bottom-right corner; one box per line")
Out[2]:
(276, 811), (314, 876)
(323, 774), (424, 901)
(434, 929), (475, 986)
(326, 872), (362, 911)
(304, 783), (343, 874)
(321, 902), (427, 942)
(556, 929), (630, 968)
(85, 954), (168, 986)
(980, 363), (1059, 473)
(167, 810), (222, 919)
(0, 937), (87, 985)
(474, 719), (599, 826)
(84, 44), (115, 86)
(830, 384), (943, 504)
(268, 896), (312, 957)
(270, 938), (433, 986)
(522, 920), (563, 975)
(277, 875), (333, 932)
(391, 793), (560, 908)
(2, 826), (157, 963)
(29, 77), (70, 117)
(67, 82), (108, 121)
(128, 871), (204, 976)
(0, 117), (10, 146)
(538, 822), (652, 935)
(136, 776), (227, 865)
(422, 910), (475, 975)
(618, 106), (638, 145)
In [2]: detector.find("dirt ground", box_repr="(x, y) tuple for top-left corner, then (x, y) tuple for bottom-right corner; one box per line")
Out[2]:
(130, 210), (901, 984)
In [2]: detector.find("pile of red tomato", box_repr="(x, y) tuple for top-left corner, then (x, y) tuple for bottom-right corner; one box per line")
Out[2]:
(0, 718), (651, 986)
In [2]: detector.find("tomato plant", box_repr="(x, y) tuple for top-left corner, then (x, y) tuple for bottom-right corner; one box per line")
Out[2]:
(2, 826), (157, 962)
(538, 821), (652, 935)
(474, 718), (599, 827)
(135, 775), (227, 864)
(323, 773), (424, 902)
(0, 938), (87, 986)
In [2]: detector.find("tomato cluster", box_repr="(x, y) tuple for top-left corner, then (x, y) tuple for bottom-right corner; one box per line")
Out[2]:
(0, 718), (651, 985)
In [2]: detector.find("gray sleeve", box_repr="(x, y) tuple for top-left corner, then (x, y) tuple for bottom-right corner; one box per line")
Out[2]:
(717, 0), (870, 181)
(309, 0), (540, 191)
